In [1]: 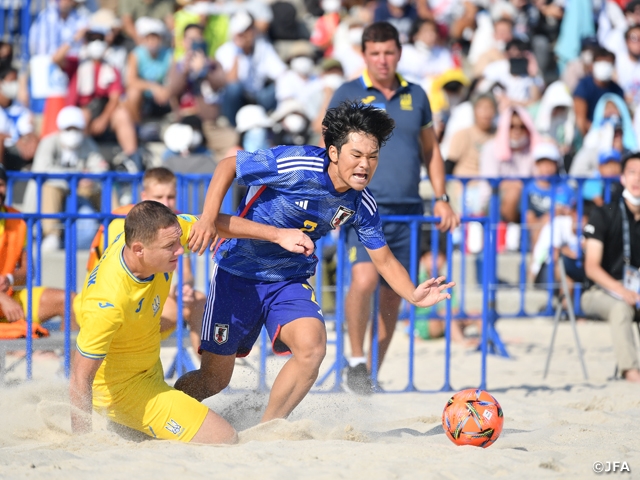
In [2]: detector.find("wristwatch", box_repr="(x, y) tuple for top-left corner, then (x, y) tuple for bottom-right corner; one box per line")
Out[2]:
(435, 194), (450, 203)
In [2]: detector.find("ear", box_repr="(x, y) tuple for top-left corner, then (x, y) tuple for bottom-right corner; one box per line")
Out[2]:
(328, 145), (338, 163)
(131, 241), (145, 258)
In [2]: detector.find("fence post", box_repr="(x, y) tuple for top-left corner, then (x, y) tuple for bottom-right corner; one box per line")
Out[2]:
(441, 229), (454, 392)
(25, 216), (34, 380)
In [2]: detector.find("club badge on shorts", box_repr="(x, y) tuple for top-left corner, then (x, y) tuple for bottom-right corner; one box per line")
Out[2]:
(214, 323), (229, 345)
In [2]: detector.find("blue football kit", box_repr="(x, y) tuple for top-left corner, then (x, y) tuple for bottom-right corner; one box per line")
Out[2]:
(200, 145), (387, 356)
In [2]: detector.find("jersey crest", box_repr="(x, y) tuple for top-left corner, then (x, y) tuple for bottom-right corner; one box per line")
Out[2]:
(214, 323), (229, 345)
(152, 295), (160, 316)
(331, 206), (355, 228)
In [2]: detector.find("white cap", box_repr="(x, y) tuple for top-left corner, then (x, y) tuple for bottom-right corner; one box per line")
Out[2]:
(90, 9), (121, 30)
(164, 123), (194, 153)
(533, 142), (562, 163)
(135, 17), (165, 38)
(270, 98), (306, 123)
(228, 11), (253, 37)
(57, 106), (86, 130)
(236, 104), (273, 133)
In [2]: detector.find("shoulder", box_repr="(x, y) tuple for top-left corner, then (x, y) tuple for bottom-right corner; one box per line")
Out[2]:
(357, 187), (378, 216)
(332, 78), (365, 98)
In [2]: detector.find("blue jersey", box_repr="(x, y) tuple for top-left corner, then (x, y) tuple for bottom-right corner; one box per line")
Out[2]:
(214, 145), (387, 281)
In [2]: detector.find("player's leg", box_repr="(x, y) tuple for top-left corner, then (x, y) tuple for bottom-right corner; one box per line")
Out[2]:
(22, 287), (78, 330)
(190, 410), (238, 444)
(183, 290), (206, 354)
(174, 351), (236, 401)
(261, 317), (326, 422)
(159, 295), (178, 334)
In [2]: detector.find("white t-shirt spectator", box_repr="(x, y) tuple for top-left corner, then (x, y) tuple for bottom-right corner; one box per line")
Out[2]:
(0, 104), (33, 147)
(483, 59), (544, 104)
(615, 53), (640, 107)
(216, 37), (287, 96)
(276, 70), (319, 119)
(397, 44), (454, 84)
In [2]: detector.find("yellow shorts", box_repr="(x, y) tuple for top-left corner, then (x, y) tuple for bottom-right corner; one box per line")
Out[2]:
(94, 361), (208, 442)
(0, 287), (46, 323)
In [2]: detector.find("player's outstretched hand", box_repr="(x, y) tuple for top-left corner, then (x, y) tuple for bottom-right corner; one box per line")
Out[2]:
(411, 276), (455, 308)
(275, 229), (315, 256)
(188, 217), (219, 255)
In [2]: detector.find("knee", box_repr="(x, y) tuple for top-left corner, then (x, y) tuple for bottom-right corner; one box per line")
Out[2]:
(608, 302), (635, 325)
(295, 341), (326, 372)
(112, 105), (133, 126)
(349, 271), (378, 296)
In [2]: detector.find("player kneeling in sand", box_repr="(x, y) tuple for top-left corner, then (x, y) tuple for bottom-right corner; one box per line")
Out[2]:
(174, 101), (455, 422)
(70, 201), (314, 443)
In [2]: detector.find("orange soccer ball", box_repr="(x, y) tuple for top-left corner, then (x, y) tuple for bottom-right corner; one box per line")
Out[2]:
(442, 389), (504, 448)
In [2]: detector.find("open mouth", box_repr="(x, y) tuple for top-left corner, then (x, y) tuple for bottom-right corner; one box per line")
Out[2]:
(353, 173), (368, 181)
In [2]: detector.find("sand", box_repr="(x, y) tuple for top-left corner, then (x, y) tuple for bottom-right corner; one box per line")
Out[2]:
(1, 317), (640, 479)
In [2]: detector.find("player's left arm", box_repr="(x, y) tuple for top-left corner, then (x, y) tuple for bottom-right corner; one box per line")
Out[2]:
(420, 126), (459, 232)
(366, 244), (454, 308)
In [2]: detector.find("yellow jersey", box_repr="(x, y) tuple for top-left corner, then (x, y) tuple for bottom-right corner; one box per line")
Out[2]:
(75, 214), (197, 407)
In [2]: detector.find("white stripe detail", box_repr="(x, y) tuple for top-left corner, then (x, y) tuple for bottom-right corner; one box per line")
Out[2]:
(276, 155), (325, 164)
(360, 193), (376, 216)
(362, 189), (378, 210)
(245, 185), (262, 205)
(278, 166), (325, 173)
(294, 200), (309, 210)
(202, 263), (219, 340)
(277, 158), (324, 167)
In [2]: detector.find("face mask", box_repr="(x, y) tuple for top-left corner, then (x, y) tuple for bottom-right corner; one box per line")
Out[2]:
(321, 0), (341, 13)
(323, 73), (344, 90)
(1, 80), (18, 100)
(190, 130), (203, 149)
(87, 40), (108, 60)
(592, 61), (613, 81)
(580, 50), (593, 65)
(388, 0), (408, 7)
(623, 188), (640, 206)
(414, 40), (430, 53)
(60, 129), (84, 150)
(495, 40), (506, 52)
(509, 136), (529, 150)
(282, 113), (307, 134)
(290, 56), (314, 77)
(348, 28), (364, 46)
(243, 127), (269, 152)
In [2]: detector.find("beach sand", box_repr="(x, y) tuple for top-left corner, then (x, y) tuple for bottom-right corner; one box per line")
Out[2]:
(1, 317), (639, 479)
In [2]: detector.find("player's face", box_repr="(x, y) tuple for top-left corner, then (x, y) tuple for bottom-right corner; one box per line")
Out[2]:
(144, 222), (184, 272)
(362, 40), (401, 85)
(622, 159), (640, 197)
(327, 131), (379, 192)
(141, 182), (177, 211)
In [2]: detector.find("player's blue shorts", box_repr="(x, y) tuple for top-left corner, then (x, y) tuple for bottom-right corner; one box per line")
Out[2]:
(345, 203), (423, 288)
(200, 264), (325, 357)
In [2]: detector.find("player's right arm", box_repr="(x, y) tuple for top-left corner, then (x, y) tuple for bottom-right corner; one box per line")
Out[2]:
(189, 155), (237, 254)
(69, 353), (103, 434)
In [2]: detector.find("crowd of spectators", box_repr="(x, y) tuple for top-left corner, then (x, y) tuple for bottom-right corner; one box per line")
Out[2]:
(0, 0), (637, 261)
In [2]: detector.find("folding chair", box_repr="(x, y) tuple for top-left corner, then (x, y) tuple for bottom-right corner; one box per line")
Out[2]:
(543, 258), (589, 380)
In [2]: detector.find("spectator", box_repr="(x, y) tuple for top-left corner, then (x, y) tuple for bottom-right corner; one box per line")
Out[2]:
(310, 58), (345, 137)
(615, 25), (640, 109)
(29, 0), (89, 57)
(270, 99), (312, 146)
(581, 149), (624, 207)
(570, 93), (637, 177)
(25, 106), (108, 251)
(162, 116), (215, 173)
(561, 36), (598, 92)
(275, 41), (318, 111)
(329, 22), (458, 394)
(471, 17), (513, 77)
(480, 106), (540, 222)
(0, 68), (38, 172)
(310, 0), (343, 56)
(216, 11), (287, 126)
(397, 18), (454, 86)
(529, 0), (564, 83)
(373, 0), (418, 44)
(445, 93), (496, 214)
(119, 0), (174, 44)
(167, 23), (231, 159)
(482, 39), (544, 108)
(173, 0), (229, 60)
(124, 17), (172, 123)
(234, 104), (273, 152)
(67, 27), (142, 171)
(581, 152), (640, 384)
(573, 47), (624, 137)
(0, 166), (78, 332)
(524, 142), (569, 248)
(332, 17), (365, 79)
(534, 81), (576, 163)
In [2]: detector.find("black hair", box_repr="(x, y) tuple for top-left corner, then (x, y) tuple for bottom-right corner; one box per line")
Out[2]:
(408, 18), (437, 44)
(361, 22), (401, 53)
(594, 46), (615, 61)
(183, 23), (203, 36)
(622, 151), (640, 172)
(322, 100), (395, 153)
(0, 66), (17, 81)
